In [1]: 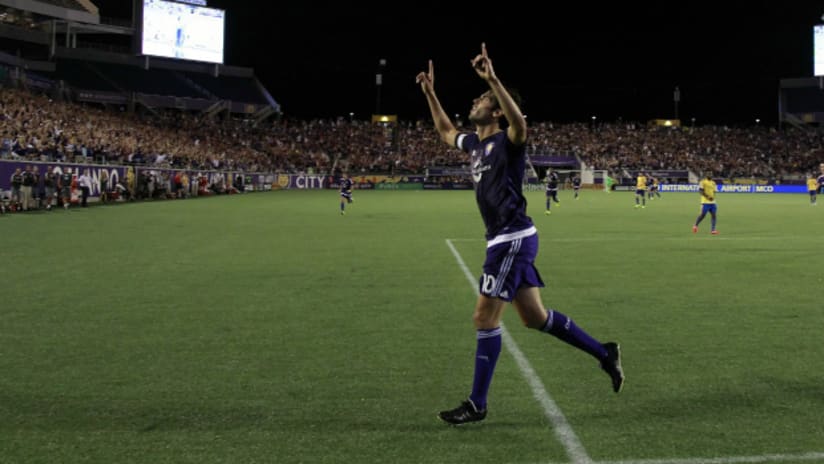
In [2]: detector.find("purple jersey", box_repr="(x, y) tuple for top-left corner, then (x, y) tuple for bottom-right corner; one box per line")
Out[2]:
(457, 131), (533, 240)
(546, 172), (559, 192)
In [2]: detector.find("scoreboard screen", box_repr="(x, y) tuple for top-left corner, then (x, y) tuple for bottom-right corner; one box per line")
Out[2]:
(141, 0), (225, 64)
(815, 25), (824, 76)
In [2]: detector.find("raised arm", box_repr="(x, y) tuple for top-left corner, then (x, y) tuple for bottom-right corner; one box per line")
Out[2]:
(416, 60), (458, 146)
(470, 43), (526, 145)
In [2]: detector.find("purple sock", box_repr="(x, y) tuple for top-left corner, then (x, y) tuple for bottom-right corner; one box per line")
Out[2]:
(469, 327), (502, 410)
(541, 310), (607, 360)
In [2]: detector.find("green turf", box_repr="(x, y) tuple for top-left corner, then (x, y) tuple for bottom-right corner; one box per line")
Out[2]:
(2, 190), (823, 463)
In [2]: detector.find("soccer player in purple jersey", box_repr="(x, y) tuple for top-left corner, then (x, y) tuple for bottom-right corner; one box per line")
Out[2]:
(818, 163), (824, 195)
(339, 173), (353, 215)
(544, 169), (560, 214)
(571, 173), (582, 200)
(417, 43), (624, 426)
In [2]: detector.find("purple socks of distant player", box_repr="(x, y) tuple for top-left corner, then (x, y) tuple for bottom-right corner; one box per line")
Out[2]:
(469, 327), (502, 410)
(541, 309), (607, 360)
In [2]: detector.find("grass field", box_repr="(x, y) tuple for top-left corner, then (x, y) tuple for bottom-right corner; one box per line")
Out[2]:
(2, 189), (824, 464)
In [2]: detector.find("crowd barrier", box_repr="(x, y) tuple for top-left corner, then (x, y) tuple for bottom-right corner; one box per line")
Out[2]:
(3, 160), (813, 199)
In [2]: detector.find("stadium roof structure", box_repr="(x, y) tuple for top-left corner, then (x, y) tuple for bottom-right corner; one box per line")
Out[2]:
(0, 0), (280, 117)
(0, 0), (102, 27)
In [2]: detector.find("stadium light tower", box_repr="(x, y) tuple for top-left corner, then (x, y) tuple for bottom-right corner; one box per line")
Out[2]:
(673, 86), (681, 120)
(375, 58), (386, 114)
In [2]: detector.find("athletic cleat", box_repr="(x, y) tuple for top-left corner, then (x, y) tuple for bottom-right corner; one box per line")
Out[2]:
(601, 342), (624, 393)
(340, 210), (345, 215)
(545, 210), (551, 215)
(692, 225), (698, 233)
(438, 399), (487, 425)
(711, 230), (719, 235)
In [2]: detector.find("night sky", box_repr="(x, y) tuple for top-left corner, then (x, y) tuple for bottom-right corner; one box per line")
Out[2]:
(92, 1), (823, 125)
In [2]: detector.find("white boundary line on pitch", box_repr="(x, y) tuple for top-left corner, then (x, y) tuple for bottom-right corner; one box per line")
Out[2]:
(447, 238), (824, 464)
(446, 236), (794, 243)
(446, 238), (594, 464)
(525, 451), (824, 464)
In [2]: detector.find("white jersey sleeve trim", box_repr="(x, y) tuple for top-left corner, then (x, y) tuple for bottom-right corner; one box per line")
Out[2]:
(455, 133), (467, 150)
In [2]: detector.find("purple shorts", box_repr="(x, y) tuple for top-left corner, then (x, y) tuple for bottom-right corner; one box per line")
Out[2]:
(479, 233), (545, 302)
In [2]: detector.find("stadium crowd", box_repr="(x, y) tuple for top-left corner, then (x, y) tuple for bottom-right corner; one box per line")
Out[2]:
(2, 87), (823, 179)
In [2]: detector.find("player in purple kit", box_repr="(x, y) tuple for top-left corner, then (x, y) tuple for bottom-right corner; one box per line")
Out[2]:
(571, 173), (582, 200)
(818, 163), (824, 195)
(417, 43), (624, 426)
(544, 169), (560, 214)
(339, 173), (353, 215)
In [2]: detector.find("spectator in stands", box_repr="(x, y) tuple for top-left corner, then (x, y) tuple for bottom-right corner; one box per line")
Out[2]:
(77, 168), (92, 207)
(114, 179), (130, 201)
(21, 164), (34, 211)
(99, 169), (109, 204)
(416, 44), (623, 426)
(58, 167), (72, 209)
(181, 172), (190, 198)
(2, 87), (824, 184)
(126, 167), (135, 197)
(43, 165), (56, 210)
(173, 171), (183, 198)
(10, 167), (22, 211)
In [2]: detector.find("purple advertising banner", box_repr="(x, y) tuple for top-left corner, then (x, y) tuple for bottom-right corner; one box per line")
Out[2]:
(272, 174), (329, 190)
(1, 160), (274, 200)
(1, 160), (126, 198)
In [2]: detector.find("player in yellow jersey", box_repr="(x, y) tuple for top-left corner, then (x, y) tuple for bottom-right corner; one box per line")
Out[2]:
(648, 176), (661, 200)
(807, 173), (818, 205)
(634, 171), (647, 209)
(692, 172), (718, 235)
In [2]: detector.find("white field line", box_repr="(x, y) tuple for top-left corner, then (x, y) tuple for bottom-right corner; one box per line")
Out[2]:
(594, 451), (824, 464)
(526, 451), (824, 464)
(448, 237), (791, 243)
(447, 238), (823, 464)
(446, 239), (593, 464)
